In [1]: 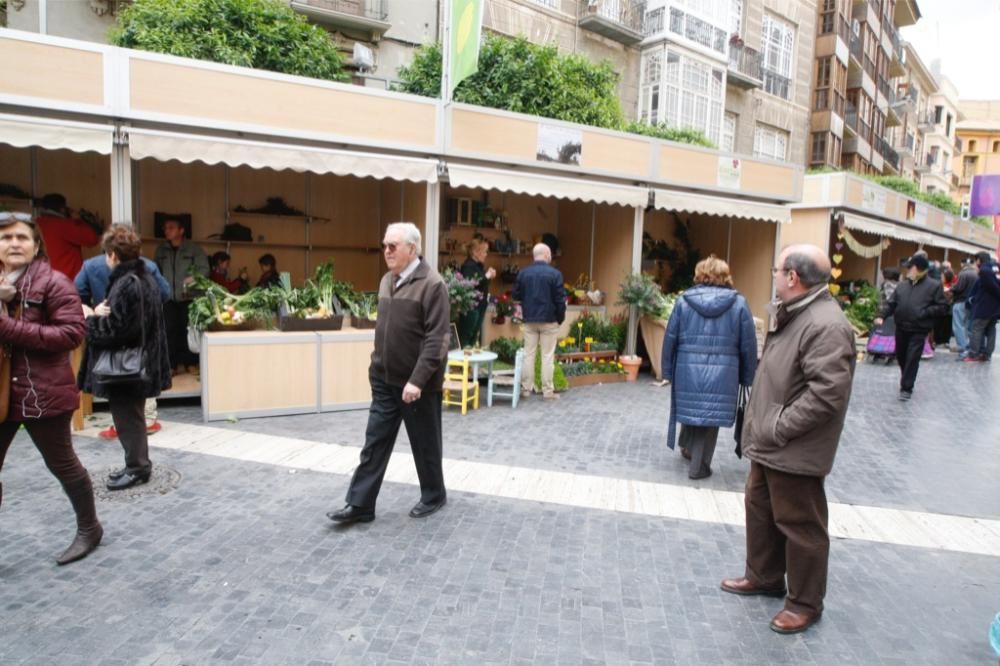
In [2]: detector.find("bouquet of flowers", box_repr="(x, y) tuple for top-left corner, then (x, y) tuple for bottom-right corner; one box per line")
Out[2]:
(492, 292), (515, 322)
(443, 268), (483, 322)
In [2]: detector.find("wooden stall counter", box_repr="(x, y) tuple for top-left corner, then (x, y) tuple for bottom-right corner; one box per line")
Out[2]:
(200, 327), (374, 422)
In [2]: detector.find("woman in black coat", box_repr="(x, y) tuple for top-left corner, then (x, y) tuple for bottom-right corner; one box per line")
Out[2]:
(458, 239), (495, 347)
(79, 225), (171, 490)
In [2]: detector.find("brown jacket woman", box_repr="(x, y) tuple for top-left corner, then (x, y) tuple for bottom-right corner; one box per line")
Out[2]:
(742, 286), (856, 477)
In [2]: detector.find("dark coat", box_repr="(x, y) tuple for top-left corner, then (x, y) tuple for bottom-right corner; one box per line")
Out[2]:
(661, 285), (758, 449)
(969, 262), (1000, 320)
(878, 273), (949, 332)
(513, 261), (566, 324)
(78, 259), (171, 399)
(743, 287), (856, 478)
(0, 260), (85, 419)
(460, 257), (490, 313)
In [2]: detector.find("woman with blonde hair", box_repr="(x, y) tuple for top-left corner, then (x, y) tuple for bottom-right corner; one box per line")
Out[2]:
(457, 238), (495, 347)
(661, 255), (758, 479)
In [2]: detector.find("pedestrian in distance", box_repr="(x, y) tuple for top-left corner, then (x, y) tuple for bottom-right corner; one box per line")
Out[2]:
(0, 211), (102, 565)
(78, 225), (172, 491)
(964, 251), (1000, 363)
(513, 242), (566, 400)
(327, 222), (450, 525)
(873, 253), (948, 400)
(950, 258), (978, 359)
(34, 192), (101, 280)
(720, 244), (856, 635)
(660, 255), (757, 480)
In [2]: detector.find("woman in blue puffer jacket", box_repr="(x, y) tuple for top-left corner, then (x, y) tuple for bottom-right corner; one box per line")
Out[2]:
(661, 255), (758, 480)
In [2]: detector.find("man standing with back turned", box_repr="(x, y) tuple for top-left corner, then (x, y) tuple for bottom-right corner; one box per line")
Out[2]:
(721, 244), (856, 635)
(327, 222), (450, 524)
(513, 243), (566, 400)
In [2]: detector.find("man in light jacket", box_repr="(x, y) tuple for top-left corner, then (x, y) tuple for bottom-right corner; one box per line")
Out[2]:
(720, 244), (855, 635)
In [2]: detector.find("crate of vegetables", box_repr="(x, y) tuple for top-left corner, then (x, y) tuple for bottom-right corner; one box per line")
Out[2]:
(277, 262), (351, 332)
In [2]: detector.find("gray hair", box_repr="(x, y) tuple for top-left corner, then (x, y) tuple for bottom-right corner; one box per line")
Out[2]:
(385, 222), (422, 254)
(532, 243), (551, 262)
(783, 251), (830, 288)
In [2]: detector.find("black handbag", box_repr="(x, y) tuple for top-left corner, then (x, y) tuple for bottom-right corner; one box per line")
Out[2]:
(734, 385), (749, 458)
(92, 274), (148, 388)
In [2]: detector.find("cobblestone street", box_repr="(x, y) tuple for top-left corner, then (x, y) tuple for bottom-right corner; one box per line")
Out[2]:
(1, 353), (998, 665)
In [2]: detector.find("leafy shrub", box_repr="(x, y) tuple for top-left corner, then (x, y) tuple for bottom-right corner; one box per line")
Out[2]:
(617, 273), (667, 317)
(843, 284), (880, 332)
(488, 336), (523, 364)
(622, 121), (716, 149)
(111, 0), (348, 82)
(534, 354), (568, 392)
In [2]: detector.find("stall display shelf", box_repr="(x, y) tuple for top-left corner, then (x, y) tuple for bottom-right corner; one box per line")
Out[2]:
(140, 236), (379, 253)
(229, 211), (332, 222)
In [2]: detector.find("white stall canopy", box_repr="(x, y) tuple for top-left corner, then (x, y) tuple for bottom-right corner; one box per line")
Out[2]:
(0, 113), (114, 154)
(652, 188), (790, 224)
(127, 129), (439, 183)
(446, 164), (649, 208)
(841, 212), (938, 246)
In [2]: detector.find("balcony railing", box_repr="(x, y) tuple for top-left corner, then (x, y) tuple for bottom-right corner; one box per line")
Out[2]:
(877, 136), (900, 171)
(845, 102), (858, 133)
(892, 85), (917, 110)
(918, 110), (938, 128)
(762, 69), (791, 100)
(849, 31), (863, 63)
(303, 0), (387, 21)
(877, 77), (893, 104)
(857, 117), (872, 143)
(578, 0), (644, 44)
(727, 42), (762, 87)
(895, 132), (915, 153)
(814, 89), (846, 117)
(863, 55), (877, 81)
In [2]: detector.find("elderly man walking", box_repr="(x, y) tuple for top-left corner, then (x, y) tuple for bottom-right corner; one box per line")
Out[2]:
(327, 222), (451, 524)
(721, 244), (856, 635)
(513, 243), (566, 400)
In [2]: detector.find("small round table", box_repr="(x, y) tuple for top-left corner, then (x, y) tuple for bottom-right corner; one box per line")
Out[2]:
(447, 350), (499, 407)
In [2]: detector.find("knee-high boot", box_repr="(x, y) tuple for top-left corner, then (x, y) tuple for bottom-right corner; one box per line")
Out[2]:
(56, 476), (103, 565)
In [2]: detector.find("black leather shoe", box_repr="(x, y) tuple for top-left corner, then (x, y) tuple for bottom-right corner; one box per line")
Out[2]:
(108, 468), (127, 482)
(106, 471), (150, 491)
(409, 498), (446, 518)
(326, 505), (375, 524)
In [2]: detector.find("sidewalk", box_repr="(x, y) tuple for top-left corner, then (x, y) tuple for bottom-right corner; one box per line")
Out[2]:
(0, 355), (997, 664)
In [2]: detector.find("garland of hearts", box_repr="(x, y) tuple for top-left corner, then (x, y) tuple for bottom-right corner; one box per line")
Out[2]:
(840, 227), (891, 259)
(829, 233), (846, 290)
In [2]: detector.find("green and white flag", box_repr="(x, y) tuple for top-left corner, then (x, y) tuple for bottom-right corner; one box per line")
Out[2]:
(449, 0), (483, 95)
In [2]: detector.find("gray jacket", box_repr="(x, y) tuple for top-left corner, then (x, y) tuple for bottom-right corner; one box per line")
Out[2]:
(154, 239), (209, 302)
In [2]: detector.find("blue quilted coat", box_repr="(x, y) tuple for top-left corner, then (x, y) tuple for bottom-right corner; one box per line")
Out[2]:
(661, 285), (758, 450)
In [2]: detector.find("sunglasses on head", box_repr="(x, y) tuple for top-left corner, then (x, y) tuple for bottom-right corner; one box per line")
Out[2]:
(0, 212), (32, 223)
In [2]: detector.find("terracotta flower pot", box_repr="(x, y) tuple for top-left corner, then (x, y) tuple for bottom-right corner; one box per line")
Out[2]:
(619, 355), (642, 382)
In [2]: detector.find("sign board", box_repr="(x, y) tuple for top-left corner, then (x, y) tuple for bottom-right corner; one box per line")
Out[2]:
(970, 174), (1000, 216)
(536, 124), (582, 166)
(912, 203), (928, 226)
(717, 157), (741, 189)
(861, 185), (887, 214)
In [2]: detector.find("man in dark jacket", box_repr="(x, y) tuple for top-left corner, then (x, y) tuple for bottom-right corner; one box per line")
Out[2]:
(874, 253), (949, 399)
(513, 243), (566, 400)
(720, 244), (855, 635)
(965, 251), (1000, 363)
(950, 258), (978, 358)
(327, 222), (450, 525)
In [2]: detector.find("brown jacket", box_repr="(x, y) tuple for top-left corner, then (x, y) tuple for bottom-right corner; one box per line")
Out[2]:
(743, 286), (856, 477)
(370, 261), (450, 391)
(0, 260), (85, 420)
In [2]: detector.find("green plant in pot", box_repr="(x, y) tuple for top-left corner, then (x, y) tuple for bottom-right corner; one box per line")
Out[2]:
(349, 292), (379, 328)
(616, 272), (666, 381)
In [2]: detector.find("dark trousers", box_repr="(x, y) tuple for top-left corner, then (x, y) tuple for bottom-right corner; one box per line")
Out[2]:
(969, 317), (998, 359)
(345, 376), (446, 511)
(894, 328), (928, 392)
(164, 300), (197, 368)
(458, 305), (487, 348)
(679, 424), (718, 478)
(109, 393), (151, 475)
(744, 461), (829, 615)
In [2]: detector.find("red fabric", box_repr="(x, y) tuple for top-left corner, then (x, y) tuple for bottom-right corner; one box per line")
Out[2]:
(209, 269), (243, 293)
(0, 260), (85, 419)
(36, 214), (100, 279)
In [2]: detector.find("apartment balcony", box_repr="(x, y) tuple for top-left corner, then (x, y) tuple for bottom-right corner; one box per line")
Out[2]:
(726, 42), (763, 89)
(578, 0), (643, 45)
(894, 132), (915, 156)
(849, 31), (863, 65)
(844, 102), (858, 136)
(886, 23), (906, 76)
(876, 136), (900, 172)
(762, 69), (791, 100)
(914, 153), (935, 173)
(917, 110), (937, 131)
(291, 0), (390, 39)
(891, 85), (917, 114)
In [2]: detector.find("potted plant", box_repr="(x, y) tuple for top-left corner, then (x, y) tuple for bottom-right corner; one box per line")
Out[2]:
(491, 292), (515, 324)
(616, 272), (666, 381)
(443, 268), (483, 323)
(349, 292), (379, 329)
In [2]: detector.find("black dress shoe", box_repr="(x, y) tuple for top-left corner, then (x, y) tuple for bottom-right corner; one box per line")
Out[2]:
(326, 505), (375, 524)
(108, 468), (127, 482)
(106, 471), (150, 491)
(409, 498), (446, 518)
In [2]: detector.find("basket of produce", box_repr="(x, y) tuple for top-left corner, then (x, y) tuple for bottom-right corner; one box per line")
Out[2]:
(349, 292), (378, 329)
(277, 262), (353, 331)
(188, 274), (281, 333)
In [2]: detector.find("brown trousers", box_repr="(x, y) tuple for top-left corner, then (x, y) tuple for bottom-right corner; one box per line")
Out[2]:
(744, 461), (829, 615)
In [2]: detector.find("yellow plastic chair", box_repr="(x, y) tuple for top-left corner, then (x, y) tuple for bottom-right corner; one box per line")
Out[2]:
(442, 357), (479, 415)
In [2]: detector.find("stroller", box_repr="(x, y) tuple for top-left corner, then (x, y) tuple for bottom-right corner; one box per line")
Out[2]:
(867, 315), (935, 363)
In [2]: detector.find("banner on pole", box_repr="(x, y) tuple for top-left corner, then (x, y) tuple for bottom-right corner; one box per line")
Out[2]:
(969, 174), (1000, 217)
(450, 0), (483, 95)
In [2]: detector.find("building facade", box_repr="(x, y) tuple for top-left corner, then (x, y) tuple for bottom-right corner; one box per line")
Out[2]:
(917, 72), (961, 196)
(955, 100), (1000, 212)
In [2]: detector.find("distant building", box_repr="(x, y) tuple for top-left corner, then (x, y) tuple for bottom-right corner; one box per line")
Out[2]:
(955, 100), (1000, 213)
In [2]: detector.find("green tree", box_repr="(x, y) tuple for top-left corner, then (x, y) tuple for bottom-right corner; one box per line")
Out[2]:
(111, 0), (348, 82)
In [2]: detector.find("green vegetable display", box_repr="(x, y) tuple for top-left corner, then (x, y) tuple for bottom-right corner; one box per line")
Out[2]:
(187, 273), (282, 331)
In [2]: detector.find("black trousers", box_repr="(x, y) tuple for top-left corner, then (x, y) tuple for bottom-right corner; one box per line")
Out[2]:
(894, 328), (927, 392)
(163, 300), (197, 368)
(744, 461), (829, 615)
(0, 413), (88, 485)
(109, 393), (151, 475)
(345, 376), (446, 511)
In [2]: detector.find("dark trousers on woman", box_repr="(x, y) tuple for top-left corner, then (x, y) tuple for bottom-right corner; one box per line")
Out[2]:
(163, 300), (197, 368)
(458, 305), (487, 348)
(345, 376), (446, 511)
(744, 461), (829, 615)
(679, 424), (718, 478)
(0, 413), (99, 535)
(109, 393), (151, 476)
(894, 328), (928, 392)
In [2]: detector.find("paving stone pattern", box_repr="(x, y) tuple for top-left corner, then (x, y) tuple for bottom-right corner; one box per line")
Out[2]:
(0, 355), (997, 664)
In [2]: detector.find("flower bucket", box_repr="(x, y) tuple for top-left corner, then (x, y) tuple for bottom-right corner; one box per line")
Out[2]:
(619, 355), (642, 382)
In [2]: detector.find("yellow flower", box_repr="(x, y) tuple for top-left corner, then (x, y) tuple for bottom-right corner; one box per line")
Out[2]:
(616, 362), (623, 368)
(566, 337), (576, 345)
(598, 359), (605, 364)
(558, 340), (566, 348)
(584, 337), (594, 344)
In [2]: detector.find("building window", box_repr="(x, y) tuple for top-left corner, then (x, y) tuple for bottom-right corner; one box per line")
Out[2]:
(722, 112), (737, 153)
(639, 49), (663, 125)
(730, 0), (743, 37)
(968, 140), (976, 153)
(530, 0), (558, 8)
(668, 6), (728, 54)
(810, 132), (827, 164)
(761, 13), (795, 99)
(993, 140), (1000, 153)
(933, 105), (943, 124)
(646, 48), (724, 144)
(753, 124), (789, 161)
(946, 113), (953, 137)
(643, 7), (665, 36)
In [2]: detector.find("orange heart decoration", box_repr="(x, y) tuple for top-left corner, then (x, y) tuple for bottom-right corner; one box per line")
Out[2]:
(830, 267), (843, 280)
